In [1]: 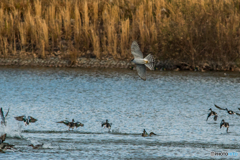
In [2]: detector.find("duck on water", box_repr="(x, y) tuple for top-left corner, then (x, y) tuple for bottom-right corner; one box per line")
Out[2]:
(220, 119), (229, 133)
(142, 129), (156, 137)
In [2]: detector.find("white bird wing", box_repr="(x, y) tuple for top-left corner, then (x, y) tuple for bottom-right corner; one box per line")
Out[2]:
(131, 41), (143, 59)
(136, 64), (146, 81)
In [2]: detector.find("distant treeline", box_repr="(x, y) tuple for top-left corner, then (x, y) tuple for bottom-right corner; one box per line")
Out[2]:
(0, 0), (240, 69)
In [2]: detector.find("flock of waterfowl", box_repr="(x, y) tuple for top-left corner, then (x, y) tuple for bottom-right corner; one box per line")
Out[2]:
(0, 41), (156, 153)
(207, 104), (240, 133)
(0, 105), (155, 153)
(0, 107), (117, 152)
(1, 40), (235, 155)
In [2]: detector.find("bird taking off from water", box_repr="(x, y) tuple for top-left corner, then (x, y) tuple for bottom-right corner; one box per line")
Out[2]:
(56, 119), (84, 131)
(220, 119), (229, 133)
(14, 115), (38, 126)
(0, 108), (9, 126)
(206, 108), (218, 121)
(131, 41), (155, 80)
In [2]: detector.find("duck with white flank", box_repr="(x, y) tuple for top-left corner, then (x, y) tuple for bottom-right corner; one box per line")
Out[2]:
(14, 115), (38, 126)
(142, 129), (156, 137)
(56, 119), (84, 131)
(220, 119), (229, 133)
(131, 41), (155, 81)
(101, 119), (112, 129)
(0, 108), (10, 126)
(206, 108), (218, 121)
(214, 104), (240, 116)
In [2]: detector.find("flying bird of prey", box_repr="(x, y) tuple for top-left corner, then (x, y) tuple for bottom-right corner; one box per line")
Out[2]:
(0, 108), (10, 126)
(56, 119), (84, 131)
(131, 41), (155, 80)
(14, 115), (38, 125)
(214, 104), (240, 116)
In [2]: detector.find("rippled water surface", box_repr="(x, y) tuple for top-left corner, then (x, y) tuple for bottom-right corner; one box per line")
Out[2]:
(1, 66), (240, 159)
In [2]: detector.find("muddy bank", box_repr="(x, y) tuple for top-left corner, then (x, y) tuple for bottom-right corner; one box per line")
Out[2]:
(0, 57), (240, 72)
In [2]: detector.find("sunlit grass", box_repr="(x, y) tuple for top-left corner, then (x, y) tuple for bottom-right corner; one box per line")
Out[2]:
(0, 0), (240, 68)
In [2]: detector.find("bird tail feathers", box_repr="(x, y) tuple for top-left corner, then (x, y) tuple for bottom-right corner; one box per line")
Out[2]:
(144, 54), (155, 70)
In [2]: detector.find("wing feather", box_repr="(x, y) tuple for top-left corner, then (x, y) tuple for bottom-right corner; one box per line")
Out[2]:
(29, 116), (38, 123)
(214, 104), (225, 110)
(14, 115), (25, 121)
(131, 41), (143, 59)
(57, 120), (69, 126)
(0, 108), (4, 121)
(136, 64), (146, 81)
(0, 134), (6, 142)
(5, 108), (9, 118)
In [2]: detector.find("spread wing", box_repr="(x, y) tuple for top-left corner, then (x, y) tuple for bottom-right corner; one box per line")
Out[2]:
(0, 134), (6, 142)
(0, 108), (4, 121)
(136, 64), (146, 81)
(206, 112), (211, 121)
(101, 122), (106, 127)
(131, 41), (143, 59)
(57, 120), (69, 126)
(235, 112), (240, 116)
(214, 104), (225, 110)
(14, 115), (25, 121)
(29, 116), (38, 123)
(5, 108), (9, 118)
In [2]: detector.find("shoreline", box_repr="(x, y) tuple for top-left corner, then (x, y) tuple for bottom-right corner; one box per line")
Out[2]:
(0, 57), (240, 72)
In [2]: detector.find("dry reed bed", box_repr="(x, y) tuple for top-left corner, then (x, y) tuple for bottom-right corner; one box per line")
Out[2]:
(0, 0), (240, 69)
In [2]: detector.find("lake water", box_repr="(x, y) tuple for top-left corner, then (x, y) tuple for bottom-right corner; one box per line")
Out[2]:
(0, 66), (240, 159)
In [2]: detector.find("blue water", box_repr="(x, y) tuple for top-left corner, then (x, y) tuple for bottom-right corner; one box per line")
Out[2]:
(0, 66), (240, 159)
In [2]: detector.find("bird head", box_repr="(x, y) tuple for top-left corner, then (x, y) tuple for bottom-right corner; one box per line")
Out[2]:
(209, 108), (212, 111)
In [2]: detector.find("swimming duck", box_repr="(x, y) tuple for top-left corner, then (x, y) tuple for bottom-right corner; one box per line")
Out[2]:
(101, 119), (112, 129)
(220, 119), (229, 133)
(14, 115), (38, 125)
(56, 119), (84, 131)
(141, 129), (156, 137)
(0, 134), (6, 143)
(214, 104), (240, 116)
(206, 108), (218, 121)
(29, 143), (44, 149)
(0, 108), (9, 126)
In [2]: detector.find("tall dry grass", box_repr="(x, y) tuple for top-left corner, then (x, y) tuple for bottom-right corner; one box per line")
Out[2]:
(0, 0), (240, 68)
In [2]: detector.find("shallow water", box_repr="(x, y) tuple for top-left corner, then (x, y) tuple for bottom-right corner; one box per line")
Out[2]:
(0, 66), (240, 159)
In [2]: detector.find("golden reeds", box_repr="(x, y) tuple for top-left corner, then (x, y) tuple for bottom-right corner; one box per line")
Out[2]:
(0, 0), (239, 68)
